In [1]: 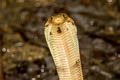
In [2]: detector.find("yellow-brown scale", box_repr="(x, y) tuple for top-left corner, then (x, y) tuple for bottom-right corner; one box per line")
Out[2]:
(45, 13), (83, 80)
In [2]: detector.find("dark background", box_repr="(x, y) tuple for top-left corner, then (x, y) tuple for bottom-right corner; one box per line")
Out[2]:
(0, 0), (120, 80)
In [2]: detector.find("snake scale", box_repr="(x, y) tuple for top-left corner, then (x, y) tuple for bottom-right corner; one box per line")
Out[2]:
(44, 13), (83, 80)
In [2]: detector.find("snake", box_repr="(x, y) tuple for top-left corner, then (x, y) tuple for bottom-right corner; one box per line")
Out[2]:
(44, 13), (83, 80)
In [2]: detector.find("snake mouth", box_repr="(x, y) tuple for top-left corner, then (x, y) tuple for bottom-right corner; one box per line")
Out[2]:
(45, 13), (74, 27)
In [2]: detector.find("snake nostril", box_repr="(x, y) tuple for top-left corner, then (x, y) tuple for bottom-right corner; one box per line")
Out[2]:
(54, 17), (63, 24)
(52, 15), (64, 25)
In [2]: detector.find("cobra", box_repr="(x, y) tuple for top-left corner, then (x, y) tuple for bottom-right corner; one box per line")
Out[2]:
(44, 13), (83, 80)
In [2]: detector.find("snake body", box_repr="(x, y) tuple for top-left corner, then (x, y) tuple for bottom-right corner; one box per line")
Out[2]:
(44, 13), (83, 80)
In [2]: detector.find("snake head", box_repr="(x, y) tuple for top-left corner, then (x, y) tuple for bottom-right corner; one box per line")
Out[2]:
(45, 13), (76, 37)
(45, 13), (74, 27)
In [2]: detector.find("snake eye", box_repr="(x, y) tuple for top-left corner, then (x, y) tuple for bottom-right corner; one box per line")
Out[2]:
(62, 13), (68, 18)
(50, 16), (53, 20)
(45, 16), (53, 27)
(45, 21), (49, 27)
